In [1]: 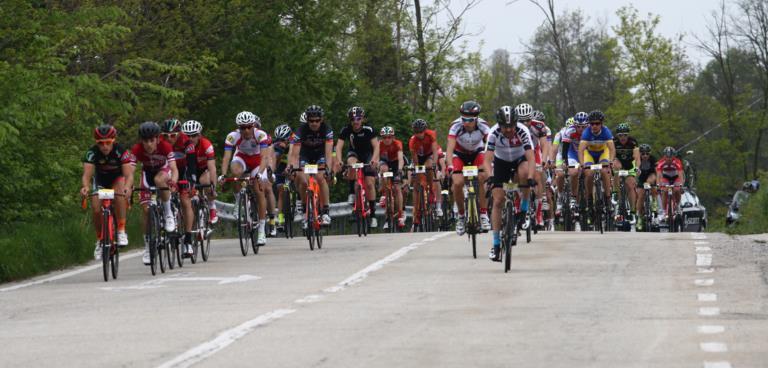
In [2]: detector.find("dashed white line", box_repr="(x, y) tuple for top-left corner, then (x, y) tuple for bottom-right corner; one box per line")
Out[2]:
(157, 232), (451, 368)
(697, 267), (714, 273)
(698, 325), (725, 334)
(699, 307), (721, 316)
(696, 246), (712, 252)
(703, 361), (732, 368)
(700, 342), (728, 352)
(698, 293), (717, 302)
(695, 241), (710, 245)
(696, 254), (713, 267)
(695, 279), (715, 286)
(0, 251), (143, 292)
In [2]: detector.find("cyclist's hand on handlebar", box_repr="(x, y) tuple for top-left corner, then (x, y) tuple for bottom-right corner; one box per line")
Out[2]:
(446, 165), (454, 175)
(80, 186), (89, 197)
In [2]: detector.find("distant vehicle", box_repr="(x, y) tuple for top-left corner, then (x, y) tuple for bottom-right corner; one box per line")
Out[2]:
(680, 189), (707, 232)
(726, 190), (750, 226)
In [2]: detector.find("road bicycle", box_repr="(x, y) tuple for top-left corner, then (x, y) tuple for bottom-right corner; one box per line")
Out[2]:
(345, 163), (371, 237)
(280, 180), (297, 239)
(409, 165), (437, 232)
(614, 169), (632, 231)
(83, 188), (122, 282)
(639, 182), (657, 232)
(660, 183), (683, 232)
(191, 183), (214, 263)
(462, 165), (483, 258)
(223, 177), (259, 256)
(379, 170), (400, 233)
(296, 164), (324, 250)
(588, 163), (613, 234)
(133, 186), (171, 276)
(500, 181), (531, 273)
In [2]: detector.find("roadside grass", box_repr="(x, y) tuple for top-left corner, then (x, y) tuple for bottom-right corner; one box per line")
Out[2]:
(723, 172), (767, 236)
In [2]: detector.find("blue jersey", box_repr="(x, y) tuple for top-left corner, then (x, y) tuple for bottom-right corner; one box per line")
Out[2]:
(580, 126), (613, 152)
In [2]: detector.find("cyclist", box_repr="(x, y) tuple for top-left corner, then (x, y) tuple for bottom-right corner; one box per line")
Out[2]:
(578, 110), (615, 210)
(272, 124), (293, 231)
(408, 118), (439, 231)
(485, 106), (536, 262)
(560, 112), (589, 213)
(81, 124), (133, 260)
(447, 100), (492, 235)
(335, 106), (380, 228)
(636, 143), (658, 230)
(181, 119), (218, 224)
(611, 122), (640, 221)
(378, 126), (406, 229)
(656, 146), (685, 221)
(218, 111), (271, 246)
(128, 121), (179, 265)
(525, 107), (552, 229)
(289, 105), (334, 227)
(161, 118), (195, 255)
(550, 117), (575, 215)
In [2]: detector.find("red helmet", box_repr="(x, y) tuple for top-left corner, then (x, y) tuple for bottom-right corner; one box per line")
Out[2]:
(94, 124), (117, 140)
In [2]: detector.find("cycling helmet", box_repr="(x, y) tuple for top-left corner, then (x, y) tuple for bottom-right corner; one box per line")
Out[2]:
(495, 105), (515, 126)
(662, 146), (676, 158)
(565, 117), (575, 128)
(252, 114), (262, 128)
(305, 105), (324, 120)
(574, 111), (589, 125)
(459, 100), (481, 117)
(138, 121), (161, 139)
(348, 106), (365, 121)
(412, 118), (428, 132)
(162, 118), (181, 133)
(532, 110), (546, 122)
(514, 103), (534, 120)
(615, 122), (630, 134)
(94, 124), (117, 140)
(299, 112), (307, 124)
(380, 126), (395, 136)
(588, 110), (605, 122)
(274, 124), (292, 141)
(639, 143), (651, 154)
(235, 111), (256, 126)
(182, 120), (203, 135)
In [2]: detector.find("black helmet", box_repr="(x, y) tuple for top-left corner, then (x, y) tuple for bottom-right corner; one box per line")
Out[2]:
(496, 106), (515, 126)
(588, 110), (605, 122)
(411, 118), (428, 132)
(639, 143), (651, 154)
(662, 146), (676, 158)
(459, 100), (481, 117)
(615, 122), (630, 134)
(347, 106), (365, 121)
(138, 121), (161, 139)
(305, 105), (324, 120)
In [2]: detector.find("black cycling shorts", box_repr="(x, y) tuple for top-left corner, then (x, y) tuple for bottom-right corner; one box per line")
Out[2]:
(492, 156), (525, 188)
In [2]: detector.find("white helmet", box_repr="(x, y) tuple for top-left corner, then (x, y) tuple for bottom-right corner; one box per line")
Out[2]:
(514, 103), (533, 121)
(235, 111), (256, 126)
(274, 124), (292, 140)
(299, 112), (307, 124)
(182, 120), (203, 135)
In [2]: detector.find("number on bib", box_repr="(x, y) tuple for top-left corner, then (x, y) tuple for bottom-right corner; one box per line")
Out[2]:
(97, 189), (115, 200)
(303, 165), (318, 174)
(414, 165), (426, 174)
(382, 171), (393, 178)
(590, 164), (602, 170)
(618, 170), (629, 177)
(463, 166), (478, 177)
(352, 163), (364, 169)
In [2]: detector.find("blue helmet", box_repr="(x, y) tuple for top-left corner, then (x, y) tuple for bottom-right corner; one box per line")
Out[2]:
(574, 111), (589, 126)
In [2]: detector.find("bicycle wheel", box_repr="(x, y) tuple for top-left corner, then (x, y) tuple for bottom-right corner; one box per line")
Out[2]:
(101, 211), (111, 282)
(237, 192), (250, 256)
(503, 200), (516, 273)
(467, 193), (477, 258)
(199, 203), (211, 262)
(111, 245), (119, 279)
(148, 208), (158, 276)
(283, 188), (292, 239)
(306, 191), (315, 250)
(250, 193), (260, 255)
(158, 233), (166, 274)
(315, 219), (323, 249)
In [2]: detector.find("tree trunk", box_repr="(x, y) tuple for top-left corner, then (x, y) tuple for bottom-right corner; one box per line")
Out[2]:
(394, 0), (403, 89)
(414, 0), (429, 112)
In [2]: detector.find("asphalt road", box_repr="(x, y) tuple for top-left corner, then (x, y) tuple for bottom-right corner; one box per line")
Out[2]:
(1, 231), (766, 368)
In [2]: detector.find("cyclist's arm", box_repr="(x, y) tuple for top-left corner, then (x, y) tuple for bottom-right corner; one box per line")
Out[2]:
(325, 140), (334, 171)
(371, 137), (380, 164)
(123, 163), (135, 194)
(540, 136), (551, 165)
(397, 150), (404, 172)
(578, 141), (587, 164)
(288, 142), (299, 168)
(446, 136), (456, 169)
(430, 140), (439, 168)
(258, 146), (271, 174)
(81, 163), (95, 195)
(207, 159), (217, 185)
(561, 141), (570, 164)
(169, 160), (179, 183)
(482, 150), (493, 176)
(221, 149), (233, 177)
(633, 147), (641, 169)
(334, 139), (345, 163)
(607, 140), (616, 162)
(524, 149), (536, 180)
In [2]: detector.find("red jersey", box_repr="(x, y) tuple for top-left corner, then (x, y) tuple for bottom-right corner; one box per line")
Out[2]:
(379, 139), (403, 162)
(185, 136), (216, 170)
(409, 129), (438, 157)
(131, 140), (175, 172)
(656, 157), (683, 177)
(160, 133), (190, 168)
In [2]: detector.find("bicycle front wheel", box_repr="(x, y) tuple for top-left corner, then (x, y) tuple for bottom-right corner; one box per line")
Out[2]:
(307, 191), (315, 250)
(101, 211), (111, 282)
(237, 193), (251, 256)
(148, 208), (158, 276)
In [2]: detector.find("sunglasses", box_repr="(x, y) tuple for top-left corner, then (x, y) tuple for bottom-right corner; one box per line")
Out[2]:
(461, 116), (477, 122)
(617, 133), (629, 137)
(382, 135), (393, 138)
(239, 125), (255, 130)
(589, 122), (602, 126)
(352, 116), (364, 122)
(96, 139), (115, 145)
(187, 133), (200, 138)
(162, 132), (179, 139)
(641, 153), (650, 156)
(308, 119), (322, 124)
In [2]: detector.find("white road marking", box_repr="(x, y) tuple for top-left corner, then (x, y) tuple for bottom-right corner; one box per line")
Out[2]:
(0, 251), (143, 292)
(697, 268), (714, 273)
(692, 233), (708, 240)
(156, 309), (296, 368)
(698, 293), (717, 302)
(696, 246), (712, 252)
(696, 254), (713, 267)
(698, 325), (725, 334)
(699, 307), (721, 316)
(157, 232), (451, 368)
(700, 342), (728, 352)
(703, 361), (732, 368)
(100, 274), (261, 291)
(695, 279), (715, 286)
(694, 241), (710, 245)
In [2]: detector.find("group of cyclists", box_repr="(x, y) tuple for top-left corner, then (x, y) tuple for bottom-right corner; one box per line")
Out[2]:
(80, 100), (688, 267)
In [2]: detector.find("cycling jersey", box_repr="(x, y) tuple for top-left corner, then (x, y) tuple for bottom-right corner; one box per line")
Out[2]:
(656, 157), (683, 179)
(580, 126), (613, 152)
(339, 125), (376, 163)
(185, 136), (215, 171)
(131, 140), (175, 172)
(448, 121), (491, 153)
(292, 122), (333, 164)
(486, 123), (533, 161)
(225, 129), (271, 172)
(526, 119), (549, 148)
(560, 125), (586, 160)
(409, 129), (438, 158)
(379, 139), (403, 162)
(613, 136), (638, 169)
(161, 134), (190, 170)
(83, 143), (132, 187)
(638, 155), (657, 184)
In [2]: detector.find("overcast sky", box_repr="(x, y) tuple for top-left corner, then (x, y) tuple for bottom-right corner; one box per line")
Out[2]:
(440, 0), (725, 66)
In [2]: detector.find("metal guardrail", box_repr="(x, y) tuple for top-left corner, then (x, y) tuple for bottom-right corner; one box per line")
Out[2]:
(215, 200), (413, 222)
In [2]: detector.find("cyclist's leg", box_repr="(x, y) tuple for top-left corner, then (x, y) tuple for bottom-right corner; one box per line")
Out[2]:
(636, 174), (647, 215)
(474, 152), (489, 213)
(567, 153), (580, 199)
(626, 171), (638, 212)
(583, 155), (596, 204)
(450, 156), (465, 216)
(599, 150), (612, 202)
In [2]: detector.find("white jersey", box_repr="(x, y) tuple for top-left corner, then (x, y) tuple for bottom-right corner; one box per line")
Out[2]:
(224, 129), (271, 157)
(448, 118), (491, 153)
(486, 123), (533, 161)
